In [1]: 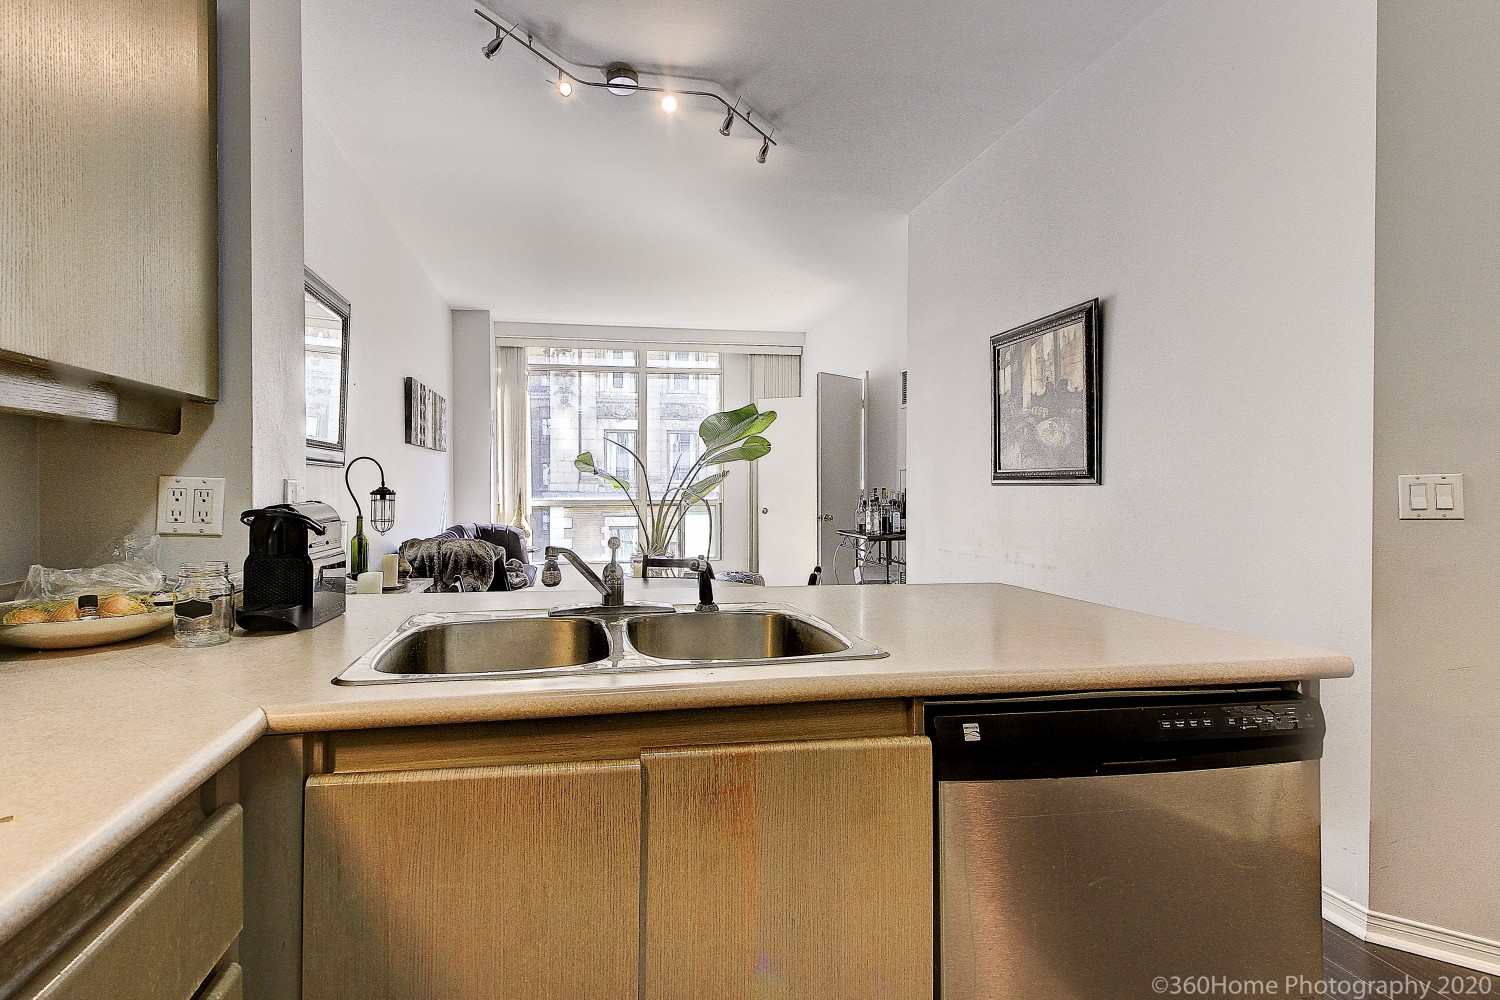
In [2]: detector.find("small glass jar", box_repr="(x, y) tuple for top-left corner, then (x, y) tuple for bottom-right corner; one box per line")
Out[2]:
(174, 561), (233, 647)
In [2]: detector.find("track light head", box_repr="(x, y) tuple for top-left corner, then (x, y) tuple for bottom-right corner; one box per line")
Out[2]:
(756, 137), (769, 164)
(482, 32), (504, 59)
(557, 74), (573, 97)
(605, 63), (639, 96)
(661, 94), (678, 114)
(719, 110), (734, 136)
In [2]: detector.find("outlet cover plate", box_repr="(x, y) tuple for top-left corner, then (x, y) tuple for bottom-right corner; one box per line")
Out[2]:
(1398, 473), (1464, 520)
(158, 476), (226, 536)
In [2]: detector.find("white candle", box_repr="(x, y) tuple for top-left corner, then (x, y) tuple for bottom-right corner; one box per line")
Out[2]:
(380, 553), (399, 589)
(355, 572), (383, 594)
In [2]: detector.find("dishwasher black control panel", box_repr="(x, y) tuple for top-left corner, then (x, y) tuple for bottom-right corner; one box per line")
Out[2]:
(925, 688), (1325, 780)
(1152, 700), (1319, 735)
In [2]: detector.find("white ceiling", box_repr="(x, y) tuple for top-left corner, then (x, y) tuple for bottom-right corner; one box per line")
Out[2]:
(302, 0), (1163, 331)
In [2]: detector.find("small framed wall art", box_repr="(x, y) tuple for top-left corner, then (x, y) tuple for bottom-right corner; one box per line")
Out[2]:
(403, 377), (448, 452)
(991, 299), (1100, 484)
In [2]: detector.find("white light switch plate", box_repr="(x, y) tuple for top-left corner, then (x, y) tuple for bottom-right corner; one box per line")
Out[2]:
(1398, 474), (1464, 520)
(157, 476), (226, 536)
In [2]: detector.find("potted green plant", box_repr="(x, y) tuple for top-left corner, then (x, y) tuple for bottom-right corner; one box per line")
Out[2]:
(573, 402), (776, 566)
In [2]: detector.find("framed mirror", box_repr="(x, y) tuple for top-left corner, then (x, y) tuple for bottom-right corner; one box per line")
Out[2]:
(304, 268), (351, 466)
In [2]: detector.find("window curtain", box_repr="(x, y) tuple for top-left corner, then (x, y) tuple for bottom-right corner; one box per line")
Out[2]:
(750, 353), (802, 399)
(496, 346), (531, 534)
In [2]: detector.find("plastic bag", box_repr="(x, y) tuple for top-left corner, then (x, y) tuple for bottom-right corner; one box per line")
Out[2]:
(18, 533), (166, 600)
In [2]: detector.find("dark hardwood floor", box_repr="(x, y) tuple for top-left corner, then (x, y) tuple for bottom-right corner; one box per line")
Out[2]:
(1325, 921), (1498, 998)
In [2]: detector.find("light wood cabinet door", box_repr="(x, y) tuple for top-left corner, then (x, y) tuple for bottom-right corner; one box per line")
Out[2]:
(0, 0), (217, 399)
(641, 736), (933, 1000)
(303, 761), (641, 1000)
(18, 805), (242, 1000)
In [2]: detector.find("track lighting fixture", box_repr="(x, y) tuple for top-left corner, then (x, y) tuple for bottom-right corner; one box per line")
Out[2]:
(605, 63), (639, 96)
(473, 8), (779, 162)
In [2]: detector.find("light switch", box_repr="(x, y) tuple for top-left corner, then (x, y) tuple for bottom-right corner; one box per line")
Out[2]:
(1398, 474), (1464, 520)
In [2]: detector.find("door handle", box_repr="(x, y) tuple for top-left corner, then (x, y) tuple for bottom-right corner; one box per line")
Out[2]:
(761, 508), (769, 515)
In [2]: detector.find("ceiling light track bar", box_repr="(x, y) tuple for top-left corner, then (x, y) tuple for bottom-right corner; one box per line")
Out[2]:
(474, 8), (778, 151)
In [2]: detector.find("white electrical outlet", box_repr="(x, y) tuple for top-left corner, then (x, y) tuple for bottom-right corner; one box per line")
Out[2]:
(164, 487), (188, 525)
(157, 476), (226, 536)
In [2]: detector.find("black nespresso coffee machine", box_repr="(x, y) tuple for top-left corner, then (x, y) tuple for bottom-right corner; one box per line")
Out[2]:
(237, 502), (346, 632)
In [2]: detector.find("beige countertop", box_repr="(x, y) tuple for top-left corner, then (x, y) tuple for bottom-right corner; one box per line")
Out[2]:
(0, 581), (1354, 947)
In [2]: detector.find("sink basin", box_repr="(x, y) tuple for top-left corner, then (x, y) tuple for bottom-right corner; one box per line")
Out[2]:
(626, 611), (851, 661)
(370, 616), (610, 677)
(334, 604), (886, 685)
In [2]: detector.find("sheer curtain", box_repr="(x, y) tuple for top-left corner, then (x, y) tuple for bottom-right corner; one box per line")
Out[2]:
(749, 353), (802, 399)
(495, 346), (531, 533)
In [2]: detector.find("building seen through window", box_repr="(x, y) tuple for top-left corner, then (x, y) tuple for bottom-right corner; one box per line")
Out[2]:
(526, 347), (723, 562)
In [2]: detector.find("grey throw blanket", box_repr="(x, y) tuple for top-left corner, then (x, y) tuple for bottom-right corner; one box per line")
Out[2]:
(399, 538), (499, 593)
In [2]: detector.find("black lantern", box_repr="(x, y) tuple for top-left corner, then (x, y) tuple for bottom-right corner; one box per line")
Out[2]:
(345, 455), (396, 576)
(367, 482), (396, 535)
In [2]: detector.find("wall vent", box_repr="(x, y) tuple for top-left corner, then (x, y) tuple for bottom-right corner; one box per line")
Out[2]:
(900, 370), (908, 408)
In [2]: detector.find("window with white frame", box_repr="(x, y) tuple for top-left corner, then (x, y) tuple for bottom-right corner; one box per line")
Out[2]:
(526, 347), (723, 562)
(668, 430), (697, 468)
(602, 428), (637, 481)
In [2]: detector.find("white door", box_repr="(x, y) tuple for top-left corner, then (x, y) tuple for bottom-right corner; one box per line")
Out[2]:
(817, 373), (864, 585)
(755, 395), (818, 586)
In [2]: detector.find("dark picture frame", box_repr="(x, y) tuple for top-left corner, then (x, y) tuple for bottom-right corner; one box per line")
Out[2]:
(991, 298), (1101, 484)
(403, 376), (448, 453)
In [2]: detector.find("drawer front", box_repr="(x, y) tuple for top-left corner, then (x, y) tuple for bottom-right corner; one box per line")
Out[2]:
(21, 805), (243, 1000)
(201, 964), (243, 1000)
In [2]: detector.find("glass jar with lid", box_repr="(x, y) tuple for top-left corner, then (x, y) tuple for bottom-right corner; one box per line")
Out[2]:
(174, 561), (233, 647)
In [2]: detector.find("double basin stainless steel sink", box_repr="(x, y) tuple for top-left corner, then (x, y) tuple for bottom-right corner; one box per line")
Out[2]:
(333, 603), (888, 685)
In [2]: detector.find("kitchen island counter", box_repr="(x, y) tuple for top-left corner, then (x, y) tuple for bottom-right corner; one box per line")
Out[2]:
(0, 582), (1353, 948)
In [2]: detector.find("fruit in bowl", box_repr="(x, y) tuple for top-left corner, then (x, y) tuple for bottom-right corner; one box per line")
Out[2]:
(0, 594), (174, 650)
(99, 594), (154, 617)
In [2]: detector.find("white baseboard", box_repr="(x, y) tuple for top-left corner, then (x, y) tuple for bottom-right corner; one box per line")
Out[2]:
(1322, 887), (1368, 938)
(1323, 886), (1500, 976)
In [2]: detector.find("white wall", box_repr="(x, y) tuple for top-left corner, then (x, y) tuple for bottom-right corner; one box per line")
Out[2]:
(1371, 0), (1500, 944)
(302, 108), (454, 553)
(0, 414), (39, 583)
(35, 0), (306, 572)
(450, 309), (496, 523)
(803, 263), (909, 492)
(759, 262), (910, 583)
(906, 0), (1375, 904)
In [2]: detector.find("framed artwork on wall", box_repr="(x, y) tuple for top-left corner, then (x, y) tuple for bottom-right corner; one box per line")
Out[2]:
(991, 299), (1101, 484)
(404, 377), (448, 452)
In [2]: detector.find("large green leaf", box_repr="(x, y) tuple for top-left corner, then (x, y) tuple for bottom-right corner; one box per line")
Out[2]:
(703, 435), (771, 465)
(699, 404), (777, 451)
(574, 452), (630, 491)
(680, 471), (728, 503)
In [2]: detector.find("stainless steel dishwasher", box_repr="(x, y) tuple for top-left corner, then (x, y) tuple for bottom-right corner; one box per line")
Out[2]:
(926, 686), (1326, 1000)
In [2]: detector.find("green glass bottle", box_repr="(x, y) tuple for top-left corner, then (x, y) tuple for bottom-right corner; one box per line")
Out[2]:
(349, 514), (369, 577)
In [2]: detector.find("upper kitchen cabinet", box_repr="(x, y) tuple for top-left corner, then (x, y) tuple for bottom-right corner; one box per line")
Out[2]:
(0, 0), (218, 421)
